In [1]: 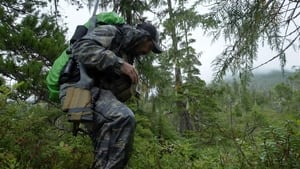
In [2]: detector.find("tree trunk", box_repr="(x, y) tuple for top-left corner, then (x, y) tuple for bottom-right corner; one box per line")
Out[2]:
(167, 0), (193, 133)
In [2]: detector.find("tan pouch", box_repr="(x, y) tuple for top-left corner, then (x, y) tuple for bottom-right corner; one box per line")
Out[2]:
(62, 87), (94, 122)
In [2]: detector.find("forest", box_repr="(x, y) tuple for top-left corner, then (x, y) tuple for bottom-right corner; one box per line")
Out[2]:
(1, 0), (300, 169)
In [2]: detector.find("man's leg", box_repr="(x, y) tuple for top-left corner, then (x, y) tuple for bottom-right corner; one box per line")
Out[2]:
(90, 89), (136, 169)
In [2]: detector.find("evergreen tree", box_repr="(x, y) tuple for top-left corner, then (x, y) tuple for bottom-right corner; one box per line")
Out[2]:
(0, 0), (67, 101)
(159, 0), (217, 133)
(203, 0), (300, 80)
(288, 68), (300, 112)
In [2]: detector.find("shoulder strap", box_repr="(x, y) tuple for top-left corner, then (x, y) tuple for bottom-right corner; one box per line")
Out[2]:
(69, 25), (88, 45)
(67, 0), (100, 54)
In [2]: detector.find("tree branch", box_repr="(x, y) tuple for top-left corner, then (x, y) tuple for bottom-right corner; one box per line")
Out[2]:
(251, 31), (300, 70)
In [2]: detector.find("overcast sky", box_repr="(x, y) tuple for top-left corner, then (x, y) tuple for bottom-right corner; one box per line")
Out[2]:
(59, 1), (300, 83)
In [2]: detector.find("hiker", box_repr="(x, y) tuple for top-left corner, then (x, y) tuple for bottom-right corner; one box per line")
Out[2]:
(59, 21), (163, 168)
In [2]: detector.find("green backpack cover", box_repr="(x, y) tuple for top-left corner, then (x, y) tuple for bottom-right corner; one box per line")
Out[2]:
(46, 12), (125, 102)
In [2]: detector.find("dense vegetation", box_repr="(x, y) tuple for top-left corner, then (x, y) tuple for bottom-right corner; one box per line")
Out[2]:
(1, 0), (300, 169)
(1, 71), (300, 169)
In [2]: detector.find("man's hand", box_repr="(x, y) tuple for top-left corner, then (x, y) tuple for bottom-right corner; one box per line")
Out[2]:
(120, 62), (139, 84)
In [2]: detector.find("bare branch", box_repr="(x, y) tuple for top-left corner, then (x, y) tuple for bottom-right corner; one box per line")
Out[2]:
(251, 31), (300, 70)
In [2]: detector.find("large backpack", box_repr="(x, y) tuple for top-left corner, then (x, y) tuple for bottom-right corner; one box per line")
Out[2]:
(46, 12), (125, 102)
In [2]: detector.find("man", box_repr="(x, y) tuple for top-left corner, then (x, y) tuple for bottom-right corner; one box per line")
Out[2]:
(59, 22), (162, 169)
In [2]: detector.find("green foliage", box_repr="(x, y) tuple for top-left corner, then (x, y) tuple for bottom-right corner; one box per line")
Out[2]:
(271, 83), (292, 113)
(2, 1), (300, 169)
(0, 0), (67, 101)
(157, 0), (219, 133)
(2, 72), (300, 169)
(259, 121), (300, 168)
(205, 0), (300, 83)
(0, 93), (93, 169)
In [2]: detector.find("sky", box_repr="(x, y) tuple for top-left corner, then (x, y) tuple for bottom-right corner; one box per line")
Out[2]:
(193, 30), (300, 82)
(58, 1), (300, 83)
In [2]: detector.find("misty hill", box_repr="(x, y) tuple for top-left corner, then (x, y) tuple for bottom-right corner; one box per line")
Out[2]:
(250, 70), (293, 90)
(224, 70), (294, 90)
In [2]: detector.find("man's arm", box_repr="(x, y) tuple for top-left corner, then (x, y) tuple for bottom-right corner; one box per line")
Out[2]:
(72, 25), (138, 84)
(72, 38), (124, 71)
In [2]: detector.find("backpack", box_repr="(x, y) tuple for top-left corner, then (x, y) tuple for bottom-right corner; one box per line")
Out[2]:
(46, 12), (125, 102)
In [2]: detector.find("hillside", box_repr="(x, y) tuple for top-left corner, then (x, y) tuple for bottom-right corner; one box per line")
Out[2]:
(250, 70), (293, 90)
(224, 70), (294, 90)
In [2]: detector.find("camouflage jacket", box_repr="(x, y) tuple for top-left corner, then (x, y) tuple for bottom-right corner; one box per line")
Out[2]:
(71, 24), (145, 101)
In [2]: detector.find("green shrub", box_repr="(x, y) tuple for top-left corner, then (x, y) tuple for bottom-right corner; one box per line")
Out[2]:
(258, 121), (300, 169)
(0, 100), (93, 169)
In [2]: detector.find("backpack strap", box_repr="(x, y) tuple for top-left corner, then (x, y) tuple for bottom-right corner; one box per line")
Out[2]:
(70, 25), (88, 45)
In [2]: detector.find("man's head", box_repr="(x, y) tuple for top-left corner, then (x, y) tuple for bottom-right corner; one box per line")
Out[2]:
(130, 37), (154, 56)
(136, 22), (163, 54)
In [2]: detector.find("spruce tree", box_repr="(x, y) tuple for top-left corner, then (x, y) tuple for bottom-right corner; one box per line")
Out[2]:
(201, 0), (300, 80)
(158, 0), (217, 133)
(0, 0), (67, 101)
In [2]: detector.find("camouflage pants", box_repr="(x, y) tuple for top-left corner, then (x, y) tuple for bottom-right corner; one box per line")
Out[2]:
(60, 84), (136, 169)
